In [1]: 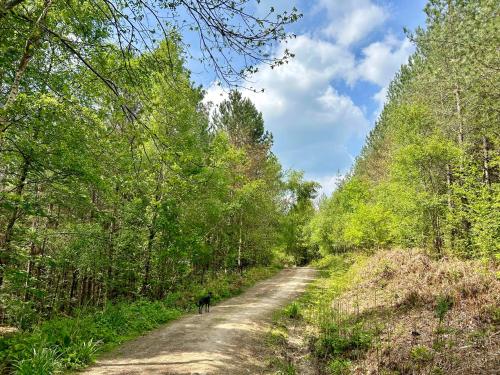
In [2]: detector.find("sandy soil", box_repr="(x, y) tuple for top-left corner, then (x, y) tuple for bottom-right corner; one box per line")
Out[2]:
(81, 267), (317, 375)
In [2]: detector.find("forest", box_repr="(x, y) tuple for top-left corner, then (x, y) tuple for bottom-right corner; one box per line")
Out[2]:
(0, 0), (498, 374)
(0, 0), (316, 319)
(308, 0), (499, 259)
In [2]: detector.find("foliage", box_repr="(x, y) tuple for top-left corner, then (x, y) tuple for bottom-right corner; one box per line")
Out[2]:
(307, 0), (499, 259)
(13, 348), (61, 375)
(268, 248), (499, 374)
(314, 322), (372, 358)
(327, 359), (351, 375)
(0, 0), (316, 335)
(0, 2), (316, 369)
(282, 302), (301, 319)
(435, 295), (453, 324)
(280, 171), (320, 265)
(410, 345), (434, 364)
(267, 254), (370, 373)
(0, 266), (279, 373)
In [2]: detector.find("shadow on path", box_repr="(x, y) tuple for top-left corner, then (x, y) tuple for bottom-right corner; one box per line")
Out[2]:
(82, 267), (317, 375)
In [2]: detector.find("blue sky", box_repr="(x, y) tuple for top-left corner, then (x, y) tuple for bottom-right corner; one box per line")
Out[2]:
(195, 0), (428, 195)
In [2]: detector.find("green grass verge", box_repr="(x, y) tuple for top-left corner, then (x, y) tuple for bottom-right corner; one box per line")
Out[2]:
(0, 266), (281, 375)
(268, 253), (370, 374)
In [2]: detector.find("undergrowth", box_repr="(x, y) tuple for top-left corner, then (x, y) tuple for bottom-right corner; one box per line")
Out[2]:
(267, 249), (499, 374)
(267, 253), (370, 374)
(0, 266), (280, 374)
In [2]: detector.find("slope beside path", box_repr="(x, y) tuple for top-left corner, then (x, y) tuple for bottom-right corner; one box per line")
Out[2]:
(82, 267), (317, 375)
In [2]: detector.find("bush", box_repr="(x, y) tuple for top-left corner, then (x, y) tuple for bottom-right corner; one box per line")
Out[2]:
(410, 345), (433, 364)
(314, 322), (372, 358)
(435, 294), (453, 323)
(60, 339), (99, 370)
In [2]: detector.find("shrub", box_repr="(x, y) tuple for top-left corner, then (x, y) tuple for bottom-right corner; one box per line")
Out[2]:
(314, 322), (372, 358)
(435, 294), (453, 323)
(60, 339), (99, 370)
(2, 266), (280, 374)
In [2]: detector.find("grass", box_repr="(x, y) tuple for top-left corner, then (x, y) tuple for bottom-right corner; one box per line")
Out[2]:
(0, 266), (281, 375)
(267, 248), (500, 374)
(327, 358), (351, 375)
(267, 357), (296, 375)
(267, 252), (371, 374)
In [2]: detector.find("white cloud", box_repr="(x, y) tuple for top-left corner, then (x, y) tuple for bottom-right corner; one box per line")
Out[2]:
(357, 36), (413, 87)
(203, 83), (226, 109)
(357, 35), (414, 110)
(316, 87), (367, 138)
(317, 0), (388, 45)
(314, 173), (347, 197)
(373, 85), (389, 111)
(204, 35), (369, 177)
(203, 2), (416, 190)
(245, 35), (358, 112)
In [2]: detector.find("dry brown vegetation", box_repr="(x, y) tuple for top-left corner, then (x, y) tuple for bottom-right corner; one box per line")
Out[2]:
(267, 249), (499, 374)
(342, 249), (499, 374)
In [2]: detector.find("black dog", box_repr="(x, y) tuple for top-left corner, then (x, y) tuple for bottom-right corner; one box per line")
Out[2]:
(197, 292), (213, 314)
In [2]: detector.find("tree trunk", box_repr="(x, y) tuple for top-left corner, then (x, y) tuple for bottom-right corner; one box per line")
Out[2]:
(482, 136), (490, 186)
(1, 0), (52, 139)
(237, 213), (243, 274)
(141, 223), (156, 295)
(69, 269), (78, 311)
(454, 84), (464, 149)
(4, 0), (51, 107)
(445, 163), (457, 248)
(0, 156), (30, 287)
(24, 232), (38, 302)
(141, 170), (163, 295)
(433, 212), (443, 257)
(453, 83), (472, 252)
(49, 273), (60, 317)
(446, 164), (453, 209)
(106, 218), (117, 301)
(79, 274), (93, 307)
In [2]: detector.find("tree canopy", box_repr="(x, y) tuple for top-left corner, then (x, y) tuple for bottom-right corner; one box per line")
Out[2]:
(0, 0), (314, 333)
(308, 0), (499, 259)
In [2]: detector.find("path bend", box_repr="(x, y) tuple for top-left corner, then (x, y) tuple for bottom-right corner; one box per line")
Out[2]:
(82, 267), (317, 375)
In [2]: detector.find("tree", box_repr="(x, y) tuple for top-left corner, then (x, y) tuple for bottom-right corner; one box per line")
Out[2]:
(212, 90), (283, 271)
(308, 0), (499, 259)
(215, 90), (271, 148)
(282, 171), (319, 265)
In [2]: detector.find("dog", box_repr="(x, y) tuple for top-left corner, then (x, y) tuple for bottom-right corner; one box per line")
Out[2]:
(197, 292), (213, 314)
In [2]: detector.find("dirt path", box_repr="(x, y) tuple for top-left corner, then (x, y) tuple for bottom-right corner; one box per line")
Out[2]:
(82, 267), (317, 375)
